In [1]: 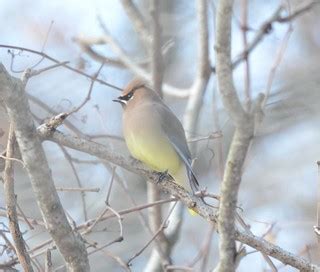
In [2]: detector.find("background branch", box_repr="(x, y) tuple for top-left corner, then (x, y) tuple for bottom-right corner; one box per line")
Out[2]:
(214, 0), (256, 270)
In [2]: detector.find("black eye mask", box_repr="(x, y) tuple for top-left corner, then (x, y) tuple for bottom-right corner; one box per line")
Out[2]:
(119, 84), (145, 101)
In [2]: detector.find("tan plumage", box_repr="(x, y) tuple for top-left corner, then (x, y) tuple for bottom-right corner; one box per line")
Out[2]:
(114, 79), (199, 213)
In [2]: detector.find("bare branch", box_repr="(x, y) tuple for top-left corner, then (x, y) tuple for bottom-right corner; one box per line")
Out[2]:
(263, 24), (293, 108)
(83, 35), (188, 97)
(55, 187), (100, 192)
(39, 127), (215, 217)
(215, 0), (256, 270)
(3, 125), (34, 271)
(278, 1), (319, 23)
(26, 61), (70, 78)
(120, 0), (150, 43)
(231, 6), (284, 71)
(39, 126), (320, 271)
(75, 38), (126, 67)
(149, 0), (163, 96)
(59, 145), (88, 221)
(74, 36), (151, 69)
(183, 0), (211, 138)
(86, 239), (130, 272)
(147, 0), (211, 270)
(236, 213), (277, 271)
(128, 202), (177, 266)
(0, 63), (90, 271)
(45, 249), (52, 272)
(0, 44), (122, 91)
(235, 230), (320, 272)
(240, 0), (251, 110)
(0, 208), (45, 228)
(3, 120), (320, 271)
(69, 62), (105, 115)
(144, 1), (172, 269)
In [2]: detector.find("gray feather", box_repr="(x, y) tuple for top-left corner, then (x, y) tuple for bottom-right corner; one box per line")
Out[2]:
(154, 101), (200, 192)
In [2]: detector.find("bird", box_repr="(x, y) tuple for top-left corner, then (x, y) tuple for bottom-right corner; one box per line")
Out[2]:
(113, 78), (200, 214)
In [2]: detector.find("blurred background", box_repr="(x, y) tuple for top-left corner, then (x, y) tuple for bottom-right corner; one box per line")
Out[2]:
(0, 0), (320, 271)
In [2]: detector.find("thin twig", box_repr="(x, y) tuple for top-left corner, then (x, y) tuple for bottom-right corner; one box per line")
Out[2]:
(236, 213), (277, 271)
(0, 154), (25, 167)
(82, 197), (176, 233)
(44, 249), (52, 272)
(83, 167), (117, 234)
(149, 0), (163, 96)
(68, 62), (105, 115)
(105, 163), (171, 267)
(0, 208), (45, 228)
(59, 145), (88, 221)
(86, 239), (131, 272)
(31, 61), (70, 77)
(55, 187), (100, 192)
(165, 266), (194, 271)
(241, 0), (251, 110)
(263, 24), (293, 108)
(105, 166), (116, 205)
(127, 202), (177, 266)
(315, 161), (320, 240)
(0, 44), (122, 91)
(3, 124), (34, 271)
(104, 205), (124, 246)
(187, 131), (222, 143)
(188, 225), (215, 270)
(278, 1), (319, 22)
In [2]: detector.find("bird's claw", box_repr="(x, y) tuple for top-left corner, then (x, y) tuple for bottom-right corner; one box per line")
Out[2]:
(157, 169), (169, 183)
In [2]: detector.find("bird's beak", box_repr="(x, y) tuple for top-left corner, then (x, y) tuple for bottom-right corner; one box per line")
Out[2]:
(112, 97), (121, 103)
(113, 97), (126, 105)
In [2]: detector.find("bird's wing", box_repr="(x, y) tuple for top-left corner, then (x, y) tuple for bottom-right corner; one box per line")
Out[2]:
(154, 102), (200, 192)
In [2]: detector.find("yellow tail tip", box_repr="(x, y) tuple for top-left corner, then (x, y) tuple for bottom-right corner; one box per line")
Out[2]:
(188, 208), (197, 216)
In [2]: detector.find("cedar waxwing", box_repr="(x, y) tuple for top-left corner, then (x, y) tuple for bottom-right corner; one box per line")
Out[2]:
(113, 79), (200, 212)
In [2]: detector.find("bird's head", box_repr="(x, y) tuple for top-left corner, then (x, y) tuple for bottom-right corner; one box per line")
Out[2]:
(113, 78), (146, 108)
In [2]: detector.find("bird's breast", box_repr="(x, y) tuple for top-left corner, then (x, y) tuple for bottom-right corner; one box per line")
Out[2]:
(123, 112), (181, 176)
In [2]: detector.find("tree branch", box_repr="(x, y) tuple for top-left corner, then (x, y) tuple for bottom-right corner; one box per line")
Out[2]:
(0, 44), (122, 91)
(215, 0), (255, 271)
(235, 230), (320, 272)
(0, 63), (90, 271)
(145, 1), (210, 269)
(183, 0), (211, 138)
(3, 124), (34, 271)
(120, 0), (150, 44)
(149, 0), (163, 96)
(36, 122), (320, 272)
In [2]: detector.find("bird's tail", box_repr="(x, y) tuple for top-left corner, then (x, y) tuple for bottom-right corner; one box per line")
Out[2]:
(188, 208), (197, 216)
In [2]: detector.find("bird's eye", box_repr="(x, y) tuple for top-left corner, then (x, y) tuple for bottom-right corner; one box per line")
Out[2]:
(125, 92), (134, 100)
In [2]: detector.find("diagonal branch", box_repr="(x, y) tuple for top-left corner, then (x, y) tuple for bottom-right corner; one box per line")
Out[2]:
(120, 0), (150, 44)
(36, 124), (320, 272)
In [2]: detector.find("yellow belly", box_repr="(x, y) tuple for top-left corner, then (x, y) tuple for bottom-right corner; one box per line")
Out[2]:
(125, 130), (194, 214)
(125, 131), (182, 178)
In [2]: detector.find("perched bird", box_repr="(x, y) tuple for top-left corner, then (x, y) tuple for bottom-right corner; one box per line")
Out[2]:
(113, 79), (200, 213)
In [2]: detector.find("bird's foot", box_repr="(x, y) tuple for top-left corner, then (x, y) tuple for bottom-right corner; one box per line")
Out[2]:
(157, 169), (169, 183)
